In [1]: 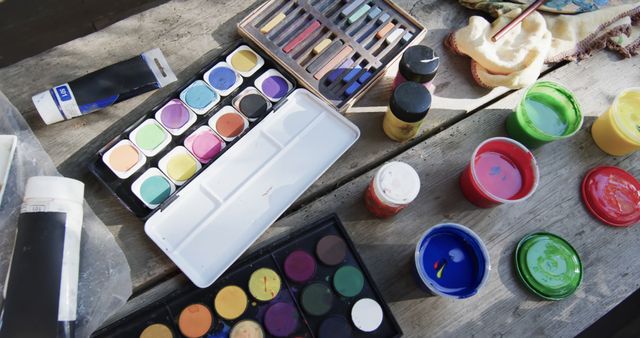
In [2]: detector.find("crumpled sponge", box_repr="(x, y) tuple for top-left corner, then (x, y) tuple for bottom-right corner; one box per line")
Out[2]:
(447, 4), (640, 89)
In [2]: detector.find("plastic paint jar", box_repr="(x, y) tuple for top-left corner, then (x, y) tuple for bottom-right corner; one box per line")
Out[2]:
(363, 161), (420, 218)
(591, 88), (640, 156)
(506, 81), (583, 148)
(413, 223), (490, 299)
(392, 45), (439, 92)
(383, 82), (431, 142)
(460, 137), (539, 208)
(1, 176), (84, 338)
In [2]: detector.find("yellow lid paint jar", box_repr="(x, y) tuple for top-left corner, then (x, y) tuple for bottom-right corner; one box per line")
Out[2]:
(382, 82), (431, 142)
(592, 88), (640, 156)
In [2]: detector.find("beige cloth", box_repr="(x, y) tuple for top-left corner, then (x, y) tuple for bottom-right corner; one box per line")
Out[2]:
(448, 4), (640, 88)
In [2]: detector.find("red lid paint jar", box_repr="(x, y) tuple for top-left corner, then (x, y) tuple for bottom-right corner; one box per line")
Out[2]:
(364, 161), (421, 218)
(460, 137), (539, 208)
(392, 45), (439, 93)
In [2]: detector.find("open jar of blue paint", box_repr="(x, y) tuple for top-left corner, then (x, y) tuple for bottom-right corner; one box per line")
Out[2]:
(413, 223), (490, 299)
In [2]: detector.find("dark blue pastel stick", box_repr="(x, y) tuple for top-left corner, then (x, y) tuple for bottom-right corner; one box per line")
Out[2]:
(357, 71), (373, 84)
(342, 67), (362, 83)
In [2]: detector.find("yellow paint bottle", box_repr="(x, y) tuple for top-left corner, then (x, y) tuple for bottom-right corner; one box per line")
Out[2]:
(592, 88), (640, 156)
(383, 82), (432, 142)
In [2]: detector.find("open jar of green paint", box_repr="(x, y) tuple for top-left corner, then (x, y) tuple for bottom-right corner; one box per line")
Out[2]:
(506, 81), (583, 148)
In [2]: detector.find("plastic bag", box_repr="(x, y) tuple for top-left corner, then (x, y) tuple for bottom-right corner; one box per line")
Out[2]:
(0, 90), (132, 338)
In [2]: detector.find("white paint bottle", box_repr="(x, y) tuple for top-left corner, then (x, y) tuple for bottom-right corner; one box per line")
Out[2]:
(0, 176), (84, 338)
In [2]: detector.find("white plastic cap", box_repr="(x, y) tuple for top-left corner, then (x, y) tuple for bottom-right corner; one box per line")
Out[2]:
(32, 91), (65, 125)
(24, 176), (85, 205)
(373, 161), (421, 206)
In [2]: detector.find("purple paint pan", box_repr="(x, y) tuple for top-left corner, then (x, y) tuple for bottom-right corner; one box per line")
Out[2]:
(283, 250), (316, 283)
(255, 69), (292, 102)
(264, 302), (299, 337)
(155, 99), (196, 136)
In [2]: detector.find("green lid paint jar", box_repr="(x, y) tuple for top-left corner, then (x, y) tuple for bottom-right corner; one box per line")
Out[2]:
(506, 81), (583, 148)
(515, 232), (582, 300)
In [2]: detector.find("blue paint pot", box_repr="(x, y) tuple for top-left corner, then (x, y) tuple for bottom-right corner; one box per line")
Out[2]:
(414, 223), (490, 299)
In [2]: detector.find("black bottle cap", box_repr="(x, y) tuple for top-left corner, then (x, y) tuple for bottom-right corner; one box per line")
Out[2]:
(399, 45), (439, 84)
(390, 82), (431, 123)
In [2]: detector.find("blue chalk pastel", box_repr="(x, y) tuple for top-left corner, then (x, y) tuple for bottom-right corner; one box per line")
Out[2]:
(368, 7), (382, 19)
(378, 13), (390, 23)
(341, 0), (365, 16)
(402, 32), (414, 43)
(357, 71), (373, 84)
(348, 4), (371, 24)
(345, 81), (361, 96)
(328, 60), (354, 82)
(342, 67), (362, 83)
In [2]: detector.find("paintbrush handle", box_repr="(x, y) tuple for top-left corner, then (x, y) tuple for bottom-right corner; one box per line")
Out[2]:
(491, 0), (546, 42)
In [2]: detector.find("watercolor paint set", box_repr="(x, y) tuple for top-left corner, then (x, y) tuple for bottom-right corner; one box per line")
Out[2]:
(93, 214), (401, 338)
(91, 43), (298, 218)
(90, 43), (359, 288)
(238, 0), (426, 111)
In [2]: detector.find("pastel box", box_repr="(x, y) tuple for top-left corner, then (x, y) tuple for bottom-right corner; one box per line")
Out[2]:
(238, 0), (427, 111)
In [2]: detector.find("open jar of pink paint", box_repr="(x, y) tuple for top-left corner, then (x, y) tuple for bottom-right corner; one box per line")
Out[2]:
(460, 137), (539, 208)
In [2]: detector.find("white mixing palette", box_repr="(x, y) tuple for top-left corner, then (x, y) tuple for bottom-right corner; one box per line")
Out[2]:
(145, 89), (359, 287)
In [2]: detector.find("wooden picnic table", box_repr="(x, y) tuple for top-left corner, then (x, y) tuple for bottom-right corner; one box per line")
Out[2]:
(0, 0), (638, 337)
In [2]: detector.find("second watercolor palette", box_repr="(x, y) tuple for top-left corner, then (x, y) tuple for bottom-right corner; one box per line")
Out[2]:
(93, 214), (402, 338)
(239, 0), (427, 111)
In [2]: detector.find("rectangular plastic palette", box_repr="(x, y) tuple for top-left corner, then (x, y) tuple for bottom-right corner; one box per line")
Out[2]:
(238, 0), (427, 111)
(90, 43), (301, 219)
(93, 214), (402, 338)
(145, 89), (360, 287)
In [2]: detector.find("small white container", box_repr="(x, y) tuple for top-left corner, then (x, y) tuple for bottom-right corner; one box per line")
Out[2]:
(102, 139), (146, 179)
(204, 62), (243, 96)
(179, 80), (220, 115)
(226, 45), (265, 77)
(232, 87), (272, 122)
(131, 168), (176, 209)
(154, 99), (197, 136)
(363, 161), (420, 218)
(254, 69), (293, 102)
(158, 146), (202, 185)
(129, 119), (172, 157)
(208, 106), (249, 142)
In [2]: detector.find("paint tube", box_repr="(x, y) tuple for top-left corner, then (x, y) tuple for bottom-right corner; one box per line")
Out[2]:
(32, 48), (177, 125)
(0, 176), (84, 338)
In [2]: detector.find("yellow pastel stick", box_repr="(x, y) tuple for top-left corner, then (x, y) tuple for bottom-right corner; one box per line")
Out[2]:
(313, 38), (332, 54)
(260, 13), (286, 34)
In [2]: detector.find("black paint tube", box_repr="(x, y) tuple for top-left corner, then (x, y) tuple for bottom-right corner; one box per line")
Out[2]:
(32, 48), (176, 125)
(0, 176), (84, 338)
